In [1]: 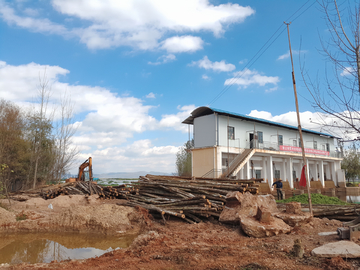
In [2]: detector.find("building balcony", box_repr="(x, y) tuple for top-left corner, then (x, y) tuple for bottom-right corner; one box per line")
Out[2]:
(244, 140), (343, 158)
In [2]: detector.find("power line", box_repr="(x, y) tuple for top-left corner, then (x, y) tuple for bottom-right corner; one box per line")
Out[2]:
(208, 1), (316, 106)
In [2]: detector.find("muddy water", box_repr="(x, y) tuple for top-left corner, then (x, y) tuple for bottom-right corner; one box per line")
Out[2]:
(0, 232), (137, 264)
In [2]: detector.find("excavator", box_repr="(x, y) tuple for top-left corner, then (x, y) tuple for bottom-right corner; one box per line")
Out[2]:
(77, 157), (93, 182)
(66, 157), (93, 182)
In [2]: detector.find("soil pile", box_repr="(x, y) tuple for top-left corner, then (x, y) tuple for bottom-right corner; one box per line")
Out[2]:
(53, 204), (143, 234)
(0, 195), (146, 234)
(0, 207), (16, 226)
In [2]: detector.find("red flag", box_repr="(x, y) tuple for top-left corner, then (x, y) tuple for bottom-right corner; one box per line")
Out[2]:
(299, 165), (307, 187)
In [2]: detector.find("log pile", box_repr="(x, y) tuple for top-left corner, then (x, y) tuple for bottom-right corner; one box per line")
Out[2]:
(39, 181), (135, 200)
(277, 203), (360, 220)
(116, 174), (261, 223)
(39, 174), (261, 223)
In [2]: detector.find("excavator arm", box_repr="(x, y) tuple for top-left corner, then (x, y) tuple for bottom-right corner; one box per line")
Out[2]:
(77, 157), (93, 181)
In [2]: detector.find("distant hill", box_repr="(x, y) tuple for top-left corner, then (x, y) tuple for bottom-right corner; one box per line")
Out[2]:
(93, 171), (173, 178)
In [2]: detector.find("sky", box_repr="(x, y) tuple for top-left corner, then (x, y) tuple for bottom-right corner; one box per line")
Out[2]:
(0, 0), (352, 175)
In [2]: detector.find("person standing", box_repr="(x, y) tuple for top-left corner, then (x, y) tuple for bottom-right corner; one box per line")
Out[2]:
(272, 179), (283, 200)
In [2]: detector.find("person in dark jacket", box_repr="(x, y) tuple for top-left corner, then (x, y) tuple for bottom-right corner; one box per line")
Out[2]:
(272, 179), (283, 200)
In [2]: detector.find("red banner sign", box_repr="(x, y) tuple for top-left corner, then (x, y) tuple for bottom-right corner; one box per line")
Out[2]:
(279, 145), (329, 156)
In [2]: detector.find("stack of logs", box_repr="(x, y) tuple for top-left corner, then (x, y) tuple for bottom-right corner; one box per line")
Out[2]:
(40, 174), (261, 223)
(277, 203), (360, 220)
(40, 181), (136, 200)
(116, 174), (261, 223)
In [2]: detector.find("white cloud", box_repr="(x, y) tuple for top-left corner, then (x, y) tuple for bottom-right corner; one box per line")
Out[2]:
(277, 50), (307, 60)
(224, 68), (279, 89)
(161, 36), (204, 53)
(87, 140), (180, 173)
(146, 92), (156, 99)
(265, 86), (278, 93)
(247, 109), (359, 140)
(202, 74), (211, 80)
(159, 105), (196, 132)
(0, 60), (196, 174)
(148, 54), (176, 65)
(190, 56), (235, 72)
(341, 66), (355, 77)
(0, 1), (71, 36)
(0, 0), (255, 50)
(23, 8), (39, 17)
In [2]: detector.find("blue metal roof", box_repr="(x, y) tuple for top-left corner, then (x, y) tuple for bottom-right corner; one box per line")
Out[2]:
(182, 106), (336, 138)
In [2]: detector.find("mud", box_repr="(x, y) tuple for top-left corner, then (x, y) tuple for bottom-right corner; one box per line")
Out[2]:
(1, 196), (359, 269)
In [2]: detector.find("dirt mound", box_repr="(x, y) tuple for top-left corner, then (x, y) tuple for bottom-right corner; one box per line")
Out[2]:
(0, 207), (15, 226)
(0, 195), (148, 235)
(129, 231), (161, 249)
(53, 204), (143, 234)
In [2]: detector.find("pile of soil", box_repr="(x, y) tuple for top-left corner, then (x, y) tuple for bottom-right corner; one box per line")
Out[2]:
(1, 195), (359, 269)
(0, 195), (145, 234)
(1, 214), (359, 270)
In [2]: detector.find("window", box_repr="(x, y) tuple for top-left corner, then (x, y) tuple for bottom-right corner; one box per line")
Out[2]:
(298, 139), (302, 148)
(322, 144), (325, 151)
(278, 135), (283, 145)
(255, 170), (261, 179)
(326, 143), (330, 152)
(274, 170), (280, 179)
(314, 141), (317, 150)
(293, 140), (297, 146)
(222, 157), (228, 167)
(257, 131), (263, 143)
(228, 126), (235, 140)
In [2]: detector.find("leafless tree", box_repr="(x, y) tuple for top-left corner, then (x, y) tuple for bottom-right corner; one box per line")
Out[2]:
(52, 91), (79, 182)
(26, 70), (78, 188)
(301, 0), (360, 142)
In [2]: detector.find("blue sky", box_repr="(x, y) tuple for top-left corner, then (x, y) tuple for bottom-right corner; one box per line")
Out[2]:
(0, 0), (348, 174)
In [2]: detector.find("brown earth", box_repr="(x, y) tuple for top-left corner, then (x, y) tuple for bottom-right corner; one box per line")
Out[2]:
(0, 195), (146, 235)
(0, 195), (359, 270)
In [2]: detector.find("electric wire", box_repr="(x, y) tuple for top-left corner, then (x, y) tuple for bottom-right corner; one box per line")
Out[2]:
(208, 0), (316, 106)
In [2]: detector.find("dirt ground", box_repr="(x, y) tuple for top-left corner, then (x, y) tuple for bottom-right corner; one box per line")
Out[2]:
(1, 195), (359, 270)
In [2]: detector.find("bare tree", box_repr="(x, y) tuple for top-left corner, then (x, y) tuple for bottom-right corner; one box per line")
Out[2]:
(26, 71), (78, 188)
(52, 91), (79, 182)
(301, 0), (360, 142)
(27, 71), (53, 189)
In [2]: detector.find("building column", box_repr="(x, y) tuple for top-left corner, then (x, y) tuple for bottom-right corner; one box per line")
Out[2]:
(240, 167), (244, 179)
(282, 159), (286, 181)
(287, 157), (293, 188)
(319, 160), (325, 187)
(267, 156), (274, 187)
(306, 159), (310, 188)
(315, 161), (319, 181)
(245, 161), (250, 179)
(331, 162), (337, 186)
(262, 157), (267, 183)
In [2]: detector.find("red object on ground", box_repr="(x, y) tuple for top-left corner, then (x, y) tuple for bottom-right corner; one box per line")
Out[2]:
(299, 165), (307, 187)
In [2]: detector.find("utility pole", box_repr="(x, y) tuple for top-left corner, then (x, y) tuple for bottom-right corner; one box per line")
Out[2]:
(285, 22), (313, 216)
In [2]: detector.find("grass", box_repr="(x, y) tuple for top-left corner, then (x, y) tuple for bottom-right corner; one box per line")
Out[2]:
(16, 213), (27, 221)
(277, 193), (349, 205)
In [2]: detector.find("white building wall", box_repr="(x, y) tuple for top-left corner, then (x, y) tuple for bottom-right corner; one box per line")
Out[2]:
(215, 115), (334, 152)
(194, 114), (216, 148)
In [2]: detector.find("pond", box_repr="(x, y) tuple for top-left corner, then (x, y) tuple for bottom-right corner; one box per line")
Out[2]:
(0, 232), (137, 264)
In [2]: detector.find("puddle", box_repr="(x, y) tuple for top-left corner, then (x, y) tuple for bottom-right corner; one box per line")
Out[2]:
(0, 232), (137, 264)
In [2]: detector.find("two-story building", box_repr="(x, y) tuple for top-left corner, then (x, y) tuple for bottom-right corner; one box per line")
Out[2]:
(182, 106), (344, 188)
